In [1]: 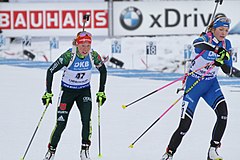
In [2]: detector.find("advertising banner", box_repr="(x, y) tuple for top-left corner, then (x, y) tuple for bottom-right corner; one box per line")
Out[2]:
(113, 1), (240, 36)
(0, 3), (108, 37)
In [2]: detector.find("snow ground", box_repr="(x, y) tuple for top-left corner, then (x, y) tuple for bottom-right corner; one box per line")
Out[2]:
(0, 64), (239, 160)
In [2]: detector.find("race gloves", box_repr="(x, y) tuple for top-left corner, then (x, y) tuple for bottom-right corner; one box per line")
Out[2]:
(42, 92), (53, 106)
(214, 58), (225, 67)
(214, 47), (230, 67)
(96, 92), (106, 106)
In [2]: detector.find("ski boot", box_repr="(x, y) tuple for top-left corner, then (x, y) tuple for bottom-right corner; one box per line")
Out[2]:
(43, 144), (56, 160)
(161, 148), (174, 160)
(207, 141), (223, 160)
(161, 153), (173, 160)
(207, 147), (223, 160)
(80, 144), (91, 160)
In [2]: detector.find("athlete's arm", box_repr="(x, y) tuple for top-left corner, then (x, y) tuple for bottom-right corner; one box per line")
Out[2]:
(46, 50), (72, 93)
(91, 50), (107, 92)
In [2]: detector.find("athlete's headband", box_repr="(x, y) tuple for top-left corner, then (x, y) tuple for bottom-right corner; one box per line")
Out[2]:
(75, 31), (92, 45)
(213, 17), (231, 29)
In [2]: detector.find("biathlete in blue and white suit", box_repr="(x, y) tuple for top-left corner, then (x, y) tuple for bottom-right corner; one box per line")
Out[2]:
(162, 16), (232, 160)
(42, 31), (107, 160)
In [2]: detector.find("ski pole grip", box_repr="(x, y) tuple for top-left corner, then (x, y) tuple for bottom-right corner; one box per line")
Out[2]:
(215, 0), (223, 5)
(83, 14), (90, 21)
(219, 0), (223, 5)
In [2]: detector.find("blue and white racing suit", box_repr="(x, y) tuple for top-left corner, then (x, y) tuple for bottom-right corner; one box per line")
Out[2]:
(183, 32), (232, 119)
(166, 32), (232, 153)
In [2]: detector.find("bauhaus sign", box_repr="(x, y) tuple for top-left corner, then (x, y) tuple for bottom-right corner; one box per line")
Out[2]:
(0, 3), (108, 36)
(0, 10), (108, 29)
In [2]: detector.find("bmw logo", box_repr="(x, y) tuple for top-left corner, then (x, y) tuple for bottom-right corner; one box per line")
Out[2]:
(120, 7), (143, 30)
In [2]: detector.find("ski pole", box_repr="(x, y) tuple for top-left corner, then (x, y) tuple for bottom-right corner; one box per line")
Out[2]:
(212, 0), (223, 22)
(82, 14), (90, 32)
(129, 95), (183, 148)
(20, 104), (49, 160)
(128, 65), (215, 148)
(97, 102), (102, 158)
(122, 62), (212, 109)
(204, 0), (223, 33)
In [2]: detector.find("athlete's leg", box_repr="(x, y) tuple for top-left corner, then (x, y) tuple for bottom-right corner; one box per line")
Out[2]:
(166, 75), (205, 154)
(166, 98), (200, 154)
(203, 78), (227, 159)
(203, 78), (228, 146)
(49, 90), (75, 149)
(207, 100), (227, 160)
(211, 100), (228, 146)
(76, 88), (92, 145)
(167, 114), (192, 155)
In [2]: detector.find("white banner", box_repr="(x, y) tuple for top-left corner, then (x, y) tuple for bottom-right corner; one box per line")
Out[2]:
(113, 1), (240, 36)
(0, 3), (108, 37)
